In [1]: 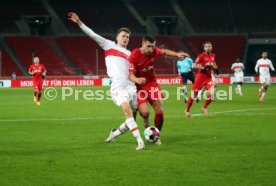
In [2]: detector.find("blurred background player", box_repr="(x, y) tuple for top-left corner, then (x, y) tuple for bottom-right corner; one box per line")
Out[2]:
(177, 52), (194, 103)
(68, 12), (145, 150)
(185, 41), (218, 118)
(231, 58), (244, 96)
(255, 51), (275, 102)
(28, 56), (46, 106)
(129, 35), (189, 145)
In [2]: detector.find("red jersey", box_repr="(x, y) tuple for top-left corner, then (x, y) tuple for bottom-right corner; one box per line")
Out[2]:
(195, 52), (216, 79)
(29, 64), (46, 82)
(129, 47), (164, 89)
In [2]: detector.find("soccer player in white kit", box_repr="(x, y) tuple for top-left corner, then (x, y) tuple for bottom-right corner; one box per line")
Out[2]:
(68, 12), (145, 150)
(255, 51), (275, 102)
(231, 58), (244, 96)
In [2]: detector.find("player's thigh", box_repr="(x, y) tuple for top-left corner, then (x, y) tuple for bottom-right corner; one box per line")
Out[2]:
(147, 84), (163, 105)
(192, 78), (204, 92)
(38, 83), (43, 92)
(204, 79), (215, 90)
(129, 92), (138, 112)
(110, 86), (129, 107)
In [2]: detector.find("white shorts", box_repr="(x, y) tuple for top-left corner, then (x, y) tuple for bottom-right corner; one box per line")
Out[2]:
(110, 83), (137, 111)
(259, 76), (271, 85)
(235, 75), (244, 83)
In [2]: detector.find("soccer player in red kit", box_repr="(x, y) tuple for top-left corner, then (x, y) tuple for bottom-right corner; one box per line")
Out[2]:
(129, 35), (189, 145)
(185, 41), (218, 118)
(28, 56), (46, 106)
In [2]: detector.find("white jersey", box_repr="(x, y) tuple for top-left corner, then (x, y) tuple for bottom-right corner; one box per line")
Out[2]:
(255, 58), (275, 77)
(231, 62), (244, 77)
(80, 24), (134, 86)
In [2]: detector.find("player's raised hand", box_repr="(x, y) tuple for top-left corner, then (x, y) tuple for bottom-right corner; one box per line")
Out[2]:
(136, 77), (146, 85)
(68, 12), (82, 26)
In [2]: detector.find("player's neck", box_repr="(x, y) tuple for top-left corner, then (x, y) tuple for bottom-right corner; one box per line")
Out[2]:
(140, 48), (147, 55)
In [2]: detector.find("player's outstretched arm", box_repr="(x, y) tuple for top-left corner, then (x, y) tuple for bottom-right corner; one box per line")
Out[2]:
(129, 72), (146, 85)
(68, 12), (105, 48)
(269, 61), (275, 71)
(163, 49), (189, 59)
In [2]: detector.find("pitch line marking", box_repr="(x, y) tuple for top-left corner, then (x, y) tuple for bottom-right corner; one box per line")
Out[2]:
(0, 107), (276, 123)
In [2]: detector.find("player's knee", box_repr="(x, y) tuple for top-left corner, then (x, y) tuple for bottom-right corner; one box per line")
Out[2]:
(139, 110), (149, 119)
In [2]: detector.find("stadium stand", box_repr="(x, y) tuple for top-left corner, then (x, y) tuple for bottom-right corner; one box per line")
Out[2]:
(0, 0), (48, 33)
(0, 48), (23, 76)
(4, 36), (76, 76)
(49, 0), (142, 34)
(57, 36), (106, 75)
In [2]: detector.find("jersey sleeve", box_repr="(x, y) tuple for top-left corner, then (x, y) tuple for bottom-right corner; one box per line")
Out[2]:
(155, 47), (164, 56)
(255, 60), (259, 72)
(231, 63), (234, 70)
(195, 54), (202, 65)
(79, 24), (116, 51)
(129, 52), (137, 73)
(28, 65), (33, 73)
(269, 60), (275, 71)
(242, 63), (245, 69)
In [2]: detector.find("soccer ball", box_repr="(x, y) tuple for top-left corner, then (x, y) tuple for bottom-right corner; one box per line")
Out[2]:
(144, 127), (160, 142)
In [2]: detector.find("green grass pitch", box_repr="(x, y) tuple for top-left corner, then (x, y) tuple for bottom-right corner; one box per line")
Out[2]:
(0, 84), (275, 186)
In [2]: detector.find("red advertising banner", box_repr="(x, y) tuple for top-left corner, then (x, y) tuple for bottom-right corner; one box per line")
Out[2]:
(11, 78), (102, 88)
(156, 76), (231, 85)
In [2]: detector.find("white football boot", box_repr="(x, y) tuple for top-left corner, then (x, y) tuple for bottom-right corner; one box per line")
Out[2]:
(105, 128), (116, 143)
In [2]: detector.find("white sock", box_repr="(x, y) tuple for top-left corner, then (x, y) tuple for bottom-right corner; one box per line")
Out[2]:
(261, 92), (266, 99)
(114, 122), (128, 137)
(125, 117), (143, 144)
(237, 85), (242, 94)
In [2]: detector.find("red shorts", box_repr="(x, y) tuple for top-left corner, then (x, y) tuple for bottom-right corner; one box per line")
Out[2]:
(137, 83), (163, 106)
(192, 76), (214, 91)
(33, 81), (44, 92)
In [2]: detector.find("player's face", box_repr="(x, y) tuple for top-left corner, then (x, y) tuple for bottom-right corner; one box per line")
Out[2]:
(33, 57), (40, 64)
(142, 41), (155, 55)
(116, 31), (129, 48)
(204, 43), (212, 53)
(262, 52), (267, 59)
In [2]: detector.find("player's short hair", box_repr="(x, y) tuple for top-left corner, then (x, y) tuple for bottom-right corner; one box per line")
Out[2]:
(203, 41), (212, 47)
(143, 35), (155, 43)
(117, 27), (131, 35)
(262, 51), (268, 54)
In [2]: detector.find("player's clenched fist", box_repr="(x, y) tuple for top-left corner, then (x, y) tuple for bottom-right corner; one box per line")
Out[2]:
(68, 12), (82, 26)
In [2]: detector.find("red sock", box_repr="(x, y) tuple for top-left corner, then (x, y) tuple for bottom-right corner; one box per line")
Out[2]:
(34, 92), (38, 97)
(154, 113), (164, 131)
(37, 92), (42, 102)
(186, 97), (194, 112)
(203, 95), (212, 109)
